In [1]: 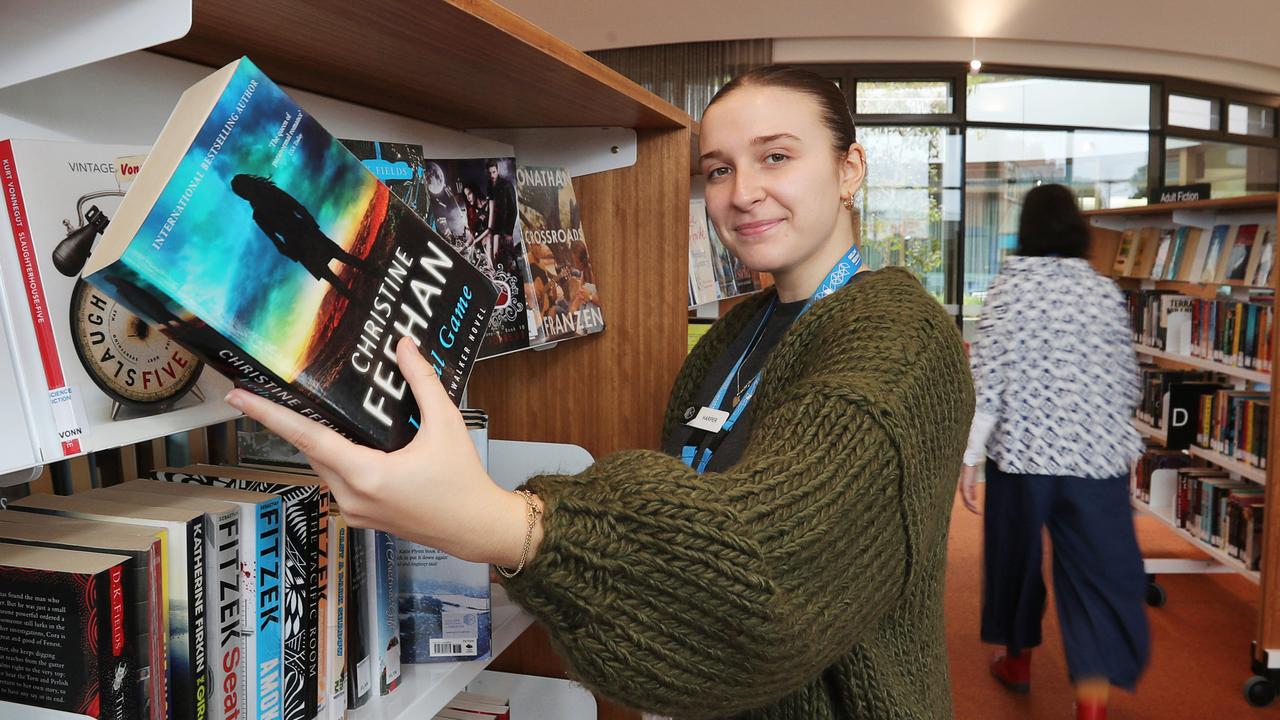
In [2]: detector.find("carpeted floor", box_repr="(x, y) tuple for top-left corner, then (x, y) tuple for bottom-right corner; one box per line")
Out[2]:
(946, 487), (1274, 719)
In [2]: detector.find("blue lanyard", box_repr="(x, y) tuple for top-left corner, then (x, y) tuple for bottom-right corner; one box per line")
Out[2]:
(681, 245), (864, 472)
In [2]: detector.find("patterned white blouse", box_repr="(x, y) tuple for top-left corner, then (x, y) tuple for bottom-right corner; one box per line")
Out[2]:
(964, 255), (1143, 478)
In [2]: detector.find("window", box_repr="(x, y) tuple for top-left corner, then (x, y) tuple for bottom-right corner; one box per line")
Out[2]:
(1165, 137), (1279, 197)
(855, 81), (952, 115)
(1228, 103), (1275, 138)
(856, 126), (962, 302)
(1168, 94), (1220, 131)
(962, 127), (1150, 333)
(967, 75), (1152, 130)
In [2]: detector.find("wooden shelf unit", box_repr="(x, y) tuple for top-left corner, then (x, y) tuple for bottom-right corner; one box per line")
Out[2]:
(1087, 194), (1280, 677)
(1132, 344), (1272, 385)
(3, 2), (693, 719)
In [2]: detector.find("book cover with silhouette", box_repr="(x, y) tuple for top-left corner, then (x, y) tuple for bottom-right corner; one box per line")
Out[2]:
(84, 57), (497, 452)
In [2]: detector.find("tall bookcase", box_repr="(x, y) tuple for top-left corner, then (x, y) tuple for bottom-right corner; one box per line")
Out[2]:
(0, 2), (691, 719)
(1086, 194), (1280, 706)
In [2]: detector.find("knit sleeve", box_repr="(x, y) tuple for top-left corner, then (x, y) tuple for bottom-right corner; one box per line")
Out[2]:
(969, 274), (1010, 417)
(500, 383), (908, 718)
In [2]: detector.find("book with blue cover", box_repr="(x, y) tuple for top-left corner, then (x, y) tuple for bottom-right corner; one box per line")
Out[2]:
(84, 57), (496, 453)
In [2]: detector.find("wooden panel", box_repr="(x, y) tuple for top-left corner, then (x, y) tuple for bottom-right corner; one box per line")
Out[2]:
(154, 0), (688, 130)
(470, 127), (687, 720)
(1258, 199), (1280, 658)
(470, 127), (690, 457)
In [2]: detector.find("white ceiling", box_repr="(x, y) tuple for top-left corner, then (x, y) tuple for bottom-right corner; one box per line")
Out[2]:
(497, 0), (1280, 92)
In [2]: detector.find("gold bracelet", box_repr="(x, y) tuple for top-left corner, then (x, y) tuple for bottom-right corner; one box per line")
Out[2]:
(496, 489), (541, 578)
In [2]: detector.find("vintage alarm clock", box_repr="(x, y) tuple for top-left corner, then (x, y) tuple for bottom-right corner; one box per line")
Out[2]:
(54, 194), (204, 419)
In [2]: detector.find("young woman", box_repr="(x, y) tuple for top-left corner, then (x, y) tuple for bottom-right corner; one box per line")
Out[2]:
(959, 184), (1149, 720)
(230, 65), (973, 719)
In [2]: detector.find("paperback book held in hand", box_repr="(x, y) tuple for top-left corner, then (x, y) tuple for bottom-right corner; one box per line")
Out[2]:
(84, 57), (497, 451)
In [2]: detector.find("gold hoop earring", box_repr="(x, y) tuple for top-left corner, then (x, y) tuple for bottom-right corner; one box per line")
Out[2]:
(841, 196), (854, 210)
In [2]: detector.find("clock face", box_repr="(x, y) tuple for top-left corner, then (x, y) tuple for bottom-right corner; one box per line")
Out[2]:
(69, 279), (203, 408)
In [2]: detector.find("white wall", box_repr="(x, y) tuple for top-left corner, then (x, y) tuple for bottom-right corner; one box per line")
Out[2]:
(498, 0), (1280, 93)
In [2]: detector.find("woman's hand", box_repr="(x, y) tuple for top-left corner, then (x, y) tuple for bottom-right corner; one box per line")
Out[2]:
(958, 464), (981, 515)
(225, 337), (540, 567)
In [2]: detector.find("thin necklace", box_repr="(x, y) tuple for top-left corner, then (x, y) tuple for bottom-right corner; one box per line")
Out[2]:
(732, 322), (769, 406)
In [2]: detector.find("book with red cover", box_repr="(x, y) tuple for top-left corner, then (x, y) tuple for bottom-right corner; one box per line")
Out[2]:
(0, 543), (135, 719)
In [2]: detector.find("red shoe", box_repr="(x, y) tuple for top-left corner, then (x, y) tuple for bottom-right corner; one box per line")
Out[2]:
(989, 650), (1031, 693)
(1076, 699), (1107, 720)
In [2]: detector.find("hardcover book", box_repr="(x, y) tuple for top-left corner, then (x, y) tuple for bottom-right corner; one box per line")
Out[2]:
(516, 165), (605, 343)
(0, 544), (134, 719)
(83, 57), (496, 453)
(0, 139), (237, 468)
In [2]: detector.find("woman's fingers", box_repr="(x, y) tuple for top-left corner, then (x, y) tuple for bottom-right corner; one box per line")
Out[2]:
(396, 337), (462, 433)
(226, 388), (363, 477)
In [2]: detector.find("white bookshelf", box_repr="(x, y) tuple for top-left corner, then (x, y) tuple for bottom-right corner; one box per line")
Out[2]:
(350, 585), (534, 720)
(1133, 344), (1271, 385)
(1131, 498), (1261, 584)
(1187, 445), (1268, 485)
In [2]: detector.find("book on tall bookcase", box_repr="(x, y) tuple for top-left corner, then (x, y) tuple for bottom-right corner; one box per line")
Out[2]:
(0, 544), (136, 719)
(154, 463), (323, 720)
(80, 57), (497, 455)
(515, 165), (605, 344)
(87, 488), (244, 720)
(107, 478), (288, 720)
(6, 493), (211, 720)
(0, 515), (164, 720)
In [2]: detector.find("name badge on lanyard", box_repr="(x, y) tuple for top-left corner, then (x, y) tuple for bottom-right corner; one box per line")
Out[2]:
(686, 407), (730, 433)
(681, 245), (863, 473)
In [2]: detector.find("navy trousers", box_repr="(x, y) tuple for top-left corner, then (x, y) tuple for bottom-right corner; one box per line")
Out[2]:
(981, 464), (1150, 689)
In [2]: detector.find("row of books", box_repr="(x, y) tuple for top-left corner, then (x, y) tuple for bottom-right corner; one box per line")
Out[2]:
(0, 56), (607, 474)
(1131, 451), (1266, 571)
(1112, 222), (1276, 287)
(0, 458), (492, 719)
(1125, 290), (1274, 371)
(1134, 370), (1270, 471)
(1197, 389), (1270, 470)
(687, 199), (771, 307)
(1135, 367), (1214, 430)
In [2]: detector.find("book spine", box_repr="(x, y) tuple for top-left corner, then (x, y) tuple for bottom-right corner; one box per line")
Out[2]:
(328, 511), (348, 720)
(101, 563), (136, 720)
(366, 530), (400, 696)
(305, 490), (326, 719)
(345, 528), (370, 710)
(256, 497), (285, 720)
(211, 509), (245, 720)
(188, 517), (211, 720)
(148, 537), (170, 720)
(315, 488), (331, 717)
(0, 139), (82, 458)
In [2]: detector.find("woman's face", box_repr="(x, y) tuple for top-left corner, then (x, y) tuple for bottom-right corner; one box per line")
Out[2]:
(700, 85), (864, 275)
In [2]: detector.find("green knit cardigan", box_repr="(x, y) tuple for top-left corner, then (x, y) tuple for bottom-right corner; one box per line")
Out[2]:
(502, 267), (974, 719)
